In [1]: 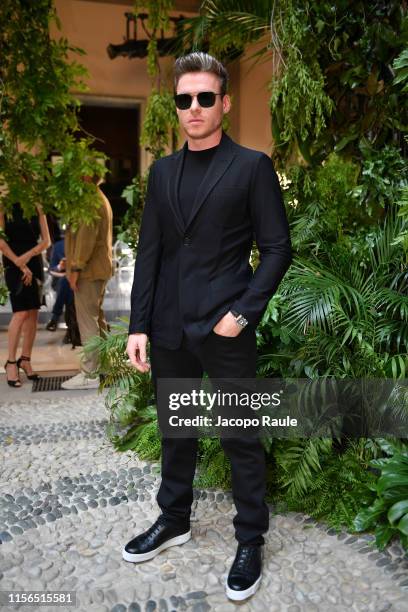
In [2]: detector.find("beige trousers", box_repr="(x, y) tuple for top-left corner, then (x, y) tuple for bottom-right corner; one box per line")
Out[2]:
(74, 278), (108, 375)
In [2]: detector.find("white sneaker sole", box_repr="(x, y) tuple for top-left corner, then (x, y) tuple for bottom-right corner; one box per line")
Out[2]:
(61, 381), (99, 390)
(225, 573), (262, 601)
(122, 529), (191, 563)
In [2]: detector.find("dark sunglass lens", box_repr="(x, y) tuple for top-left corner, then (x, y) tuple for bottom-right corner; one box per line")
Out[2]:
(197, 92), (216, 107)
(174, 94), (192, 109)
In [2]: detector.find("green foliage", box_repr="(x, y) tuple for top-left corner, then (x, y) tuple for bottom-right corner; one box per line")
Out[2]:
(0, 0), (105, 225)
(195, 438), (232, 489)
(0, 268), (9, 306)
(133, 0), (178, 161)
(395, 184), (408, 253)
(270, 1), (408, 167)
(393, 48), (408, 92)
(82, 318), (155, 430)
(354, 438), (408, 551)
(118, 172), (148, 251)
(279, 219), (407, 378)
(179, 1), (408, 167)
(273, 437), (333, 498)
(256, 295), (298, 378)
(84, 322), (160, 453)
(179, 0), (270, 59)
(350, 145), (408, 217)
(134, 0), (173, 33)
(140, 90), (179, 160)
(269, 0), (334, 150)
(257, 205), (407, 380)
(116, 1), (177, 246)
(270, 439), (378, 531)
(112, 412), (162, 460)
(287, 154), (361, 253)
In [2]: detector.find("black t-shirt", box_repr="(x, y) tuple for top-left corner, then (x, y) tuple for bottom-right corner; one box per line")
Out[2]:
(178, 144), (219, 225)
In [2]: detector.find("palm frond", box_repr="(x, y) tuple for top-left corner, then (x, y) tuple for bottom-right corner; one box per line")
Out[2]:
(176, 0), (271, 60)
(375, 288), (408, 321)
(274, 438), (332, 498)
(282, 258), (367, 334)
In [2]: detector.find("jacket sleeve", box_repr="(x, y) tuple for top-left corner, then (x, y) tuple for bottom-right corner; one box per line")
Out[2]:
(230, 153), (292, 327)
(128, 163), (162, 335)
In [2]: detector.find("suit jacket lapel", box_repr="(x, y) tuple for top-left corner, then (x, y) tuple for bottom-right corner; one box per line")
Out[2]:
(185, 131), (235, 231)
(167, 145), (187, 236)
(167, 131), (235, 235)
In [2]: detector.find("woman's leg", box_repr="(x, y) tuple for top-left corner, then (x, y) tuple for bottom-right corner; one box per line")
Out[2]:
(7, 310), (29, 380)
(20, 309), (39, 375)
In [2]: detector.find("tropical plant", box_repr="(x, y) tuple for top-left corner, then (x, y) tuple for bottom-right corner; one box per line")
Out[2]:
(354, 437), (408, 551)
(269, 438), (380, 531)
(82, 318), (154, 432)
(257, 209), (408, 379)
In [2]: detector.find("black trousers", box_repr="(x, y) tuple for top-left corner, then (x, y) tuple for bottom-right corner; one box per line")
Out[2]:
(149, 326), (269, 546)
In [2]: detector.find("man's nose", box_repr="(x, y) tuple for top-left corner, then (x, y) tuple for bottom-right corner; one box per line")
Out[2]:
(190, 96), (201, 112)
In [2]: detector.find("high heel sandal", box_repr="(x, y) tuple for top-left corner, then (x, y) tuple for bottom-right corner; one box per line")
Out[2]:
(16, 355), (40, 381)
(4, 360), (22, 387)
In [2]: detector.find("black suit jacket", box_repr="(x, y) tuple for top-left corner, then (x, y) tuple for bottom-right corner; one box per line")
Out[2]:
(129, 131), (292, 349)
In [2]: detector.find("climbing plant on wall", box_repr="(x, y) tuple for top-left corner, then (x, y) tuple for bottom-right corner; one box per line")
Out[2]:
(117, 0), (179, 247)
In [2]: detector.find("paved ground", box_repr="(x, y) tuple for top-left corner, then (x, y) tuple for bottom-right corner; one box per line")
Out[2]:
(0, 389), (408, 612)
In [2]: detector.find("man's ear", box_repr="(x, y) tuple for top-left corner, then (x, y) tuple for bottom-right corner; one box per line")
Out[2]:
(222, 94), (231, 114)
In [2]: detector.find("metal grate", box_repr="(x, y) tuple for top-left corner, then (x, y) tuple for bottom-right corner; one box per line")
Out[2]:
(32, 376), (73, 392)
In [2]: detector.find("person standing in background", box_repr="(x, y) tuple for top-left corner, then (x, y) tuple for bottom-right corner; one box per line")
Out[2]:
(45, 233), (75, 333)
(61, 174), (113, 390)
(0, 202), (51, 387)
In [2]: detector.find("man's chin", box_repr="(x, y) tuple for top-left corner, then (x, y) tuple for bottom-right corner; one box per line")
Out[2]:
(184, 124), (218, 140)
(185, 125), (207, 138)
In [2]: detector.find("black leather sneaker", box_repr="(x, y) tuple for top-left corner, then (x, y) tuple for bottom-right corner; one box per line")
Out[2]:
(226, 544), (263, 601)
(122, 515), (191, 563)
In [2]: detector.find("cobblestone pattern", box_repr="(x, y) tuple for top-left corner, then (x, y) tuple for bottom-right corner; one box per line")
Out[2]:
(0, 420), (107, 446)
(0, 394), (407, 612)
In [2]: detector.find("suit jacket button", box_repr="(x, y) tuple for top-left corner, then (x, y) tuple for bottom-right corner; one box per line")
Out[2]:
(183, 236), (191, 246)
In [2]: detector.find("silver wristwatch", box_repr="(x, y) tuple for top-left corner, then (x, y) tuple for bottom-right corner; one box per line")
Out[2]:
(230, 310), (248, 328)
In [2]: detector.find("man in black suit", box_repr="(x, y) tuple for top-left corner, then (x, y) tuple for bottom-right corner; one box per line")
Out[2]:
(124, 52), (292, 601)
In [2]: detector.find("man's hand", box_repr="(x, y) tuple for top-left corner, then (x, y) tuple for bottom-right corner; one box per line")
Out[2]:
(68, 271), (79, 291)
(212, 311), (242, 338)
(127, 333), (150, 373)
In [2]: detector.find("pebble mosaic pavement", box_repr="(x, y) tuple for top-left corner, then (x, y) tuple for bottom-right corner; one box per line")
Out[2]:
(0, 393), (407, 612)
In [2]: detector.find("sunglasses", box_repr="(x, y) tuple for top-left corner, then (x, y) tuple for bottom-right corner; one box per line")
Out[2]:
(174, 91), (224, 110)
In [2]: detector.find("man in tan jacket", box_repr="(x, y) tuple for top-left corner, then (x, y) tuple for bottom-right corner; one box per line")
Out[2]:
(62, 175), (113, 390)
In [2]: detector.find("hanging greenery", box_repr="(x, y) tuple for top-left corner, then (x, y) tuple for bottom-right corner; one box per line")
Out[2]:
(179, 1), (408, 168)
(0, 0), (106, 227)
(133, 0), (178, 160)
(115, 1), (179, 245)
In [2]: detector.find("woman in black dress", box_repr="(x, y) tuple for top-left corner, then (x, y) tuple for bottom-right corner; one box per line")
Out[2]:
(0, 203), (51, 387)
